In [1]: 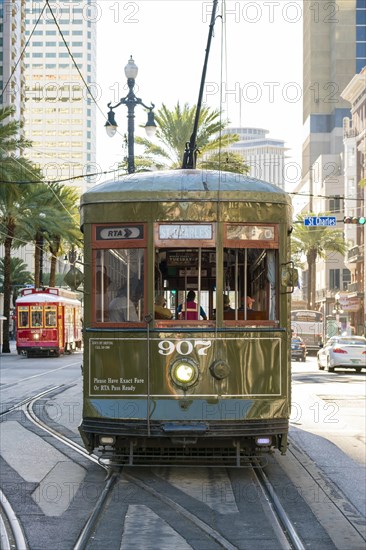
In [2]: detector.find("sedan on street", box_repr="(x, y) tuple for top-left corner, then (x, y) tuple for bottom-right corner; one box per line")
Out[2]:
(317, 336), (366, 373)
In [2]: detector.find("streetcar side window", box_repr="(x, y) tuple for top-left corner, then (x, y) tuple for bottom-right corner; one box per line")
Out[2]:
(223, 247), (278, 321)
(94, 248), (145, 323)
(45, 306), (57, 327)
(18, 307), (29, 328)
(31, 307), (43, 327)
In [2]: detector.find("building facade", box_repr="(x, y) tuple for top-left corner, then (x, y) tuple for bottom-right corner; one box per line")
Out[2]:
(293, 0), (366, 334)
(0, 0), (26, 120)
(225, 127), (288, 190)
(341, 68), (366, 335)
(24, 0), (97, 193)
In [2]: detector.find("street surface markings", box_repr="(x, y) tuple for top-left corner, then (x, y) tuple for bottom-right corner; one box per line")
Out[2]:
(120, 505), (192, 549)
(45, 384), (82, 435)
(0, 421), (67, 482)
(31, 461), (85, 516)
(0, 421), (86, 516)
(153, 467), (239, 514)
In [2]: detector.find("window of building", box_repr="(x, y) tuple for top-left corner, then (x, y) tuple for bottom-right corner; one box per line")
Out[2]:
(329, 196), (341, 212)
(343, 269), (351, 291)
(329, 269), (340, 290)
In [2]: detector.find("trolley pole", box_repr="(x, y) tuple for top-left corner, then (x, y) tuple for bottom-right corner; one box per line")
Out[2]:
(105, 56), (157, 174)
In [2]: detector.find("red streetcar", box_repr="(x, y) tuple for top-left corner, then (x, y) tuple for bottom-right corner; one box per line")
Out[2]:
(16, 287), (82, 357)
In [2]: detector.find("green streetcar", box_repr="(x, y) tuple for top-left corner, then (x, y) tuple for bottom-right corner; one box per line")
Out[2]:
(78, 169), (296, 466)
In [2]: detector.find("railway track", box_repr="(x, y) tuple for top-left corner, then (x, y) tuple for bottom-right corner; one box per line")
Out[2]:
(1, 386), (364, 549)
(25, 388), (305, 549)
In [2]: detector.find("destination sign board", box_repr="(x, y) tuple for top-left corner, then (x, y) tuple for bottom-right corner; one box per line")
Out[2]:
(304, 216), (337, 227)
(159, 224), (212, 240)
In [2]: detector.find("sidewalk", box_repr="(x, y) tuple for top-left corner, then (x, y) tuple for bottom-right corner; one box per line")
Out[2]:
(0, 340), (17, 355)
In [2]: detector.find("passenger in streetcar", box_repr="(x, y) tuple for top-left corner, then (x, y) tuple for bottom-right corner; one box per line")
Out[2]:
(154, 295), (173, 319)
(178, 290), (207, 320)
(223, 295), (233, 312)
(109, 286), (138, 322)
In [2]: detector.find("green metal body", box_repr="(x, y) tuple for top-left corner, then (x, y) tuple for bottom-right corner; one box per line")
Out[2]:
(79, 170), (293, 462)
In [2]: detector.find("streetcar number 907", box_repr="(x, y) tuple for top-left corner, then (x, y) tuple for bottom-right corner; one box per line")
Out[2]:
(158, 340), (212, 356)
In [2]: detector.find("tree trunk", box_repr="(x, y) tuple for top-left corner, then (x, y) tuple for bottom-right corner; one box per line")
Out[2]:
(34, 233), (42, 288)
(2, 226), (14, 353)
(49, 238), (60, 287)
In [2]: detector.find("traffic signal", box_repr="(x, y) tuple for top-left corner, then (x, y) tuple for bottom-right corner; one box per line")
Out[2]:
(343, 216), (366, 225)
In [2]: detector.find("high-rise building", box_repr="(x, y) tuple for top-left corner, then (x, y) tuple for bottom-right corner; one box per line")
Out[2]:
(341, 67), (366, 335)
(294, 0), (365, 327)
(301, 0), (359, 209)
(24, 0), (97, 193)
(0, 0), (26, 121)
(225, 127), (288, 190)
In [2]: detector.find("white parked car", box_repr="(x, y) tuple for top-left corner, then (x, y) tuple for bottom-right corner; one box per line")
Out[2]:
(317, 336), (366, 373)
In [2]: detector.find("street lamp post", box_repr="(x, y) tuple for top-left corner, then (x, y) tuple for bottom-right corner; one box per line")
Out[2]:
(105, 56), (157, 174)
(332, 293), (344, 335)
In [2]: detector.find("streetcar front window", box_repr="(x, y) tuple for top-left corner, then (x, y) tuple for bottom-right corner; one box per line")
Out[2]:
(18, 307), (29, 328)
(94, 248), (145, 323)
(155, 247), (215, 322)
(31, 307), (43, 327)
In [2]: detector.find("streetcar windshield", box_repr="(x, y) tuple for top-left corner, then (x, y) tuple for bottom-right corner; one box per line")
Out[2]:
(91, 222), (279, 325)
(31, 307), (43, 327)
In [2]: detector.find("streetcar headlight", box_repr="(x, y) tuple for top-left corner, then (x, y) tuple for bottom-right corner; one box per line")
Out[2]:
(256, 437), (272, 446)
(170, 358), (199, 389)
(33, 333), (40, 341)
(99, 436), (115, 446)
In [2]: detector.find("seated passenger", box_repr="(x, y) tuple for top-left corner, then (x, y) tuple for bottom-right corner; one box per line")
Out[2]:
(239, 295), (255, 310)
(154, 295), (173, 319)
(223, 295), (235, 319)
(178, 290), (207, 320)
(109, 286), (138, 322)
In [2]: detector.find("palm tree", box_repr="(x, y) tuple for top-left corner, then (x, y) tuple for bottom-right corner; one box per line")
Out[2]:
(0, 257), (34, 306)
(18, 183), (82, 288)
(291, 213), (347, 309)
(200, 151), (249, 174)
(135, 102), (241, 169)
(0, 106), (42, 353)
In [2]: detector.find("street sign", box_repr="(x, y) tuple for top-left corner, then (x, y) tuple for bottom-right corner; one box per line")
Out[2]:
(304, 216), (337, 227)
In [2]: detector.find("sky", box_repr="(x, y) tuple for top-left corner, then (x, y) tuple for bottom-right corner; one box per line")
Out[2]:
(95, 0), (303, 189)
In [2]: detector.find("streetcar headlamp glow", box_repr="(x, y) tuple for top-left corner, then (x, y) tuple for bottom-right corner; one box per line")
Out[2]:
(99, 436), (115, 446)
(170, 358), (199, 389)
(176, 364), (195, 383)
(256, 437), (272, 446)
(33, 333), (40, 341)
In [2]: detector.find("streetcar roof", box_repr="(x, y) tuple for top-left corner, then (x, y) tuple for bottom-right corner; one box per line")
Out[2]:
(81, 169), (291, 206)
(16, 293), (81, 306)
